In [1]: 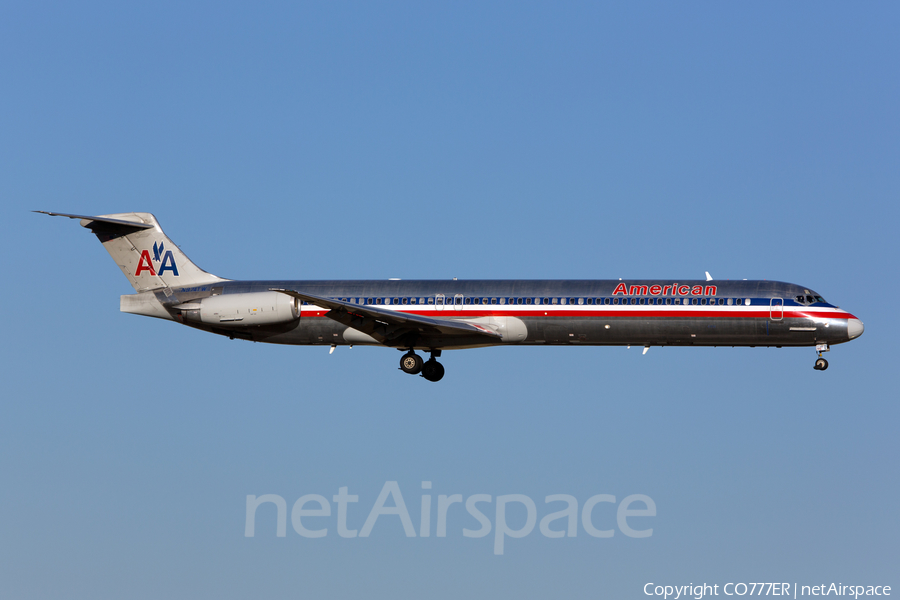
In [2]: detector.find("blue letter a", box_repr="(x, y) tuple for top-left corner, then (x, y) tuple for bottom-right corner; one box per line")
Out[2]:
(158, 250), (179, 276)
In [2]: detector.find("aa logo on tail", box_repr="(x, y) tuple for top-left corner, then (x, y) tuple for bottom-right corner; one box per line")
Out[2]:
(134, 241), (179, 277)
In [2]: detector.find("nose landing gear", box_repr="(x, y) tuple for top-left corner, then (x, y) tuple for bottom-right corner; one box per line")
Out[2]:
(814, 343), (829, 371)
(399, 349), (445, 381)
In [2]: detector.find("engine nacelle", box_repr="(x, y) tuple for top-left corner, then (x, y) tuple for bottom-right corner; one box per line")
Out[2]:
(181, 292), (299, 327)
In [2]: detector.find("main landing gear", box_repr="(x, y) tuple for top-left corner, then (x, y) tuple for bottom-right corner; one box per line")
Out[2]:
(814, 343), (829, 371)
(399, 350), (445, 382)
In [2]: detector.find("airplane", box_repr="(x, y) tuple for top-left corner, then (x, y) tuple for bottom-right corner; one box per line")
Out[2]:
(38, 211), (864, 381)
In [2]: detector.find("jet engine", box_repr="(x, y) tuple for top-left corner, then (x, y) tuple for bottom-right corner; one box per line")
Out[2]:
(178, 291), (299, 327)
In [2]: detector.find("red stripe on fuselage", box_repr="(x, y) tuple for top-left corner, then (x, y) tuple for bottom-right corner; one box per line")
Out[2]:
(298, 308), (854, 319)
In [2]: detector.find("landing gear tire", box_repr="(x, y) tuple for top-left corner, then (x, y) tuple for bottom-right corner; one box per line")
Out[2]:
(814, 358), (828, 371)
(421, 359), (445, 382)
(400, 352), (424, 375)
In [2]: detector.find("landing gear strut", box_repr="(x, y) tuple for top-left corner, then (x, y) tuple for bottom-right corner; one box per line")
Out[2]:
(814, 343), (829, 371)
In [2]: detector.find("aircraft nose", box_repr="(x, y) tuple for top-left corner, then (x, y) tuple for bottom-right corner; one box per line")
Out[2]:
(848, 318), (864, 340)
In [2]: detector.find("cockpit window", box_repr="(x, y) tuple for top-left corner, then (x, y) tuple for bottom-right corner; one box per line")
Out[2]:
(797, 293), (827, 304)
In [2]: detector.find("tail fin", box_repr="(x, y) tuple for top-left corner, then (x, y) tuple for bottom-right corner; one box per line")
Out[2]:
(38, 211), (226, 292)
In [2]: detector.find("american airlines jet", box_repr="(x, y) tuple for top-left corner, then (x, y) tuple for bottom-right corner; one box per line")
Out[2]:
(39, 211), (864, 382)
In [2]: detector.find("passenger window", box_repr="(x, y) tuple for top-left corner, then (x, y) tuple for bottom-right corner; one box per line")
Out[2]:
(490, 298), (497, 305)
(427, 297), (434, 305)
(401, 297), (409, 305)
(745, 298), (751, 306)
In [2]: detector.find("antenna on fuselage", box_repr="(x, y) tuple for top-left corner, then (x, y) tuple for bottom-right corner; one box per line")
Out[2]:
(705, 271), (713, 281)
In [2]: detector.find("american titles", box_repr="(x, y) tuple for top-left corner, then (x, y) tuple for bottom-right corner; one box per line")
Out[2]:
(612, 283), (717, 297)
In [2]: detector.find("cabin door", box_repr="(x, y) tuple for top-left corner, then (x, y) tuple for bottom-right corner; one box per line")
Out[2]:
(770, 298), (783, 321)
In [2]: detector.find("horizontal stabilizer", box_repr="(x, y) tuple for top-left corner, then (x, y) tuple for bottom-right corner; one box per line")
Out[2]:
(35, 211), (154, 232)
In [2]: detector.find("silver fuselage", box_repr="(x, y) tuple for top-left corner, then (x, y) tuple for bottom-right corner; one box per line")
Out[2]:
(149, 278), (862, 351)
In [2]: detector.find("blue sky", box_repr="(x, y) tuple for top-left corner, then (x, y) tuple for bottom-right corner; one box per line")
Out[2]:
(1, 2), (897, 598)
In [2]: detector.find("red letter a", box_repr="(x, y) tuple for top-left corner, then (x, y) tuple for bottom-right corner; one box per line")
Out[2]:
(134, 250), (157, 276)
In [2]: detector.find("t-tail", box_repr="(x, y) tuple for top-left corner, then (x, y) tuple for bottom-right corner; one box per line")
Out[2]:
(38, 211), (224, 291)
(37, 211), (226, 319)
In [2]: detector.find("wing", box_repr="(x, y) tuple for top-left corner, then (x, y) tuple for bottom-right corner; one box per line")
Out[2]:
(270, 289), (501, 346)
